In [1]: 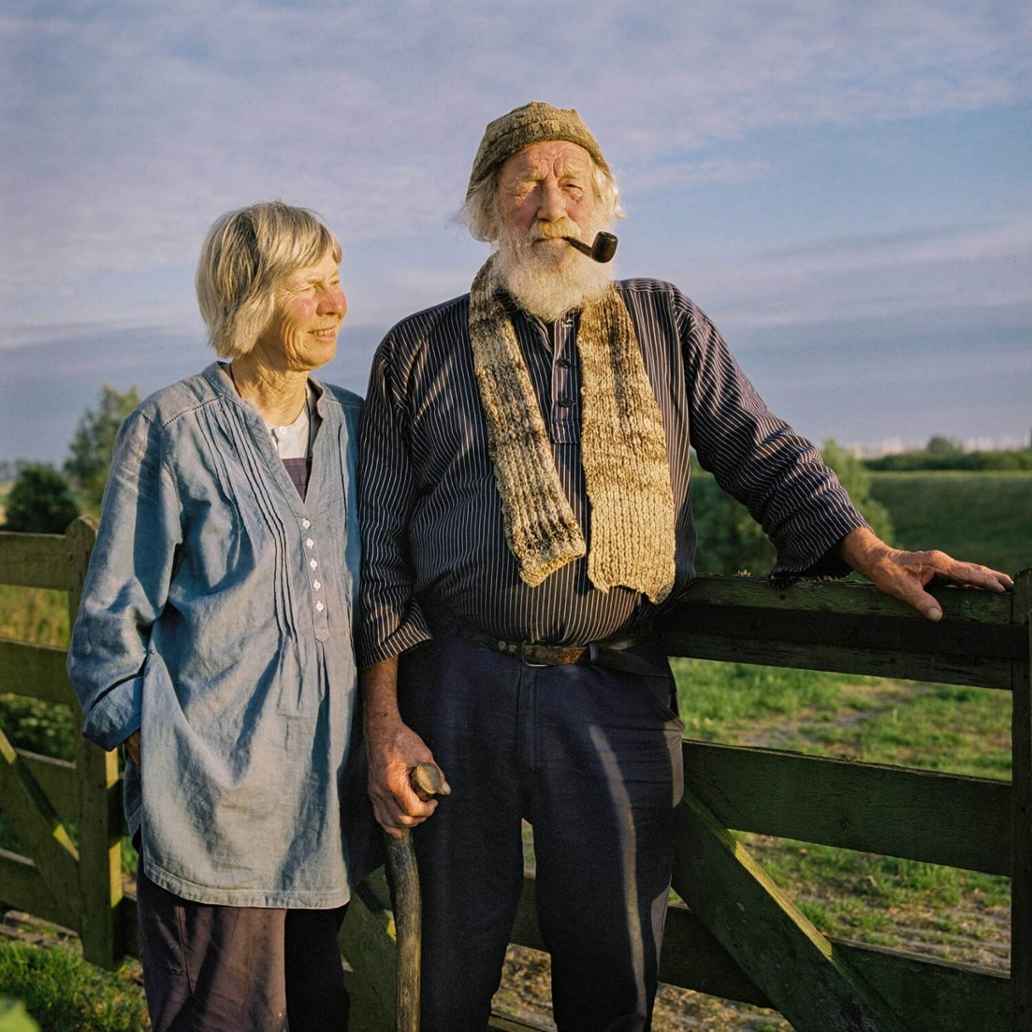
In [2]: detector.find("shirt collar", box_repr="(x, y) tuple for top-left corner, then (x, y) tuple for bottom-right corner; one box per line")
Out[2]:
(204, 360), (329, 418)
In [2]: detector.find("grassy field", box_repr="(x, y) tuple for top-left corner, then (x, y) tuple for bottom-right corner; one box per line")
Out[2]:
(0, 471), (1028, 1031)
(870, 470), (1031, 574)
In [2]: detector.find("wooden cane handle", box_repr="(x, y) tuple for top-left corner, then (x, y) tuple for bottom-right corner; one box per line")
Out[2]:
(409, 762), (450, 799)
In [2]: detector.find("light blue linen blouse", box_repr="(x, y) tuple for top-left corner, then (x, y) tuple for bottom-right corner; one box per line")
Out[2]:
(67, 362), (363, 908)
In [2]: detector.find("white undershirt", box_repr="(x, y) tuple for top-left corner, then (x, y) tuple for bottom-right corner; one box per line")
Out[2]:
(264, 393), (311, 460)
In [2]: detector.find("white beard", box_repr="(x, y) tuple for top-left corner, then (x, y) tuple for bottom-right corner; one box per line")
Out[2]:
(495, 217), (612, 322)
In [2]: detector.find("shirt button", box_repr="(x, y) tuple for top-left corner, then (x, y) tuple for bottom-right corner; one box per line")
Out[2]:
(305, 538), (314, 548)
(315, 602), (325, 613)
(557, 358), (572, 369)
(310, 559), (318, 570)
(302, 519), (311, 529)
(557, 397), (573, 408)
(313, 580), (322, 590)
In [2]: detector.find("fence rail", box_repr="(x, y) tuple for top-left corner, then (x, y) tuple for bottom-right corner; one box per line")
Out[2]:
(0, 520), (1029, 1031)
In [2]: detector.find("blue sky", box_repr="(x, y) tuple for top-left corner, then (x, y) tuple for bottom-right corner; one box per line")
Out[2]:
(2, 1), (1030, 461)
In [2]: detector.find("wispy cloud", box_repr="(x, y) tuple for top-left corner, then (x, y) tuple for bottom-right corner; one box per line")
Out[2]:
(687, 217), (1032, 331)
(627, 159), (772, 192)
(2, 1), (1029, 311)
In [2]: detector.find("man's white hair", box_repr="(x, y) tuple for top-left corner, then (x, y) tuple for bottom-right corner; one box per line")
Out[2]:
(196, 201), (341, 361)
(460, 158), (623, 243)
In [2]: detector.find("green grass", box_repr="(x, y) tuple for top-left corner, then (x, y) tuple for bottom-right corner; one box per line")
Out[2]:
(788, 681), (1011, 778)
(670, 660), (1014, 968)
(671, 658), (852, 737)
(870, 471), (1032, 575)
(0, 943), (146, 1032)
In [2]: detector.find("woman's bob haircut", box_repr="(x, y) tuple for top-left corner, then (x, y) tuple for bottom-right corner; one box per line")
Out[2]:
(196, 201), (342, 360)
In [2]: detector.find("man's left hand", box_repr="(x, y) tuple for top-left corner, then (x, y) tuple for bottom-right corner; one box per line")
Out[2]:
(839, 527), (1013, 621)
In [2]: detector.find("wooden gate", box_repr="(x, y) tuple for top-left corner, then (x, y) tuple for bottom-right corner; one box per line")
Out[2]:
(0, 517), (125, 968)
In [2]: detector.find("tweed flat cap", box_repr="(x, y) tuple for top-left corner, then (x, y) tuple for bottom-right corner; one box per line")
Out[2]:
(465, 101), (611, 200)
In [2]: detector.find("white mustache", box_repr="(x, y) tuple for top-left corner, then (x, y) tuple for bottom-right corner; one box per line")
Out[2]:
(530, 220), (581, 242)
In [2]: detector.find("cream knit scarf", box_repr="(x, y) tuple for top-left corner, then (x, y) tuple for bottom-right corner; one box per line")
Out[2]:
(469, 256), (676, 603)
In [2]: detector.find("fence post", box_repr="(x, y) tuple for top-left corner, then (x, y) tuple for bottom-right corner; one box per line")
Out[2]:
(66, 517), (123, 968)
(1013, 569), (1032, 1031)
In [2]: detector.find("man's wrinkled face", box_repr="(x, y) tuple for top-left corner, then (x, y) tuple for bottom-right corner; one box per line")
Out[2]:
(495, 140), (598, 267)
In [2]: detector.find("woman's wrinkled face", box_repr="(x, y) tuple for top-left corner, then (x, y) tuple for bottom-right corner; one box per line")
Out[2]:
(257, 250), (347, 371)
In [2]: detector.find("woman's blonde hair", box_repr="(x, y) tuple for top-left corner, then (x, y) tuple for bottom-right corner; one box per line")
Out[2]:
(196, 201), (341, 359)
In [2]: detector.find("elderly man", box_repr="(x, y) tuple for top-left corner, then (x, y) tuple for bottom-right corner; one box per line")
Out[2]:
(358, 102), (1012, 1031)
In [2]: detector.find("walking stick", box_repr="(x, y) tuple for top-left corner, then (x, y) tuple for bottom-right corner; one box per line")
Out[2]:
(385, 762), (449, 1032)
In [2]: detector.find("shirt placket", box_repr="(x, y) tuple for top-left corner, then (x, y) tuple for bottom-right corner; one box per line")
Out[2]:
(551, 314), (580, 444)
(301, 514), (330, 642)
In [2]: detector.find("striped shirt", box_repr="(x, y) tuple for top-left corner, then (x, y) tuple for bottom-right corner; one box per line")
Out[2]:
(357, 279), (865, 667)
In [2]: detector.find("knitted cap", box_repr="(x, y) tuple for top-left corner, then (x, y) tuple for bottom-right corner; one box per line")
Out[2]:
(465, 101), (611, 201)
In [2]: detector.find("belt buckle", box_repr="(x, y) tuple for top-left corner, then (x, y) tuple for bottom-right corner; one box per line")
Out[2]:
(519, 643), (549, 668)
(516, 643), (549, 668)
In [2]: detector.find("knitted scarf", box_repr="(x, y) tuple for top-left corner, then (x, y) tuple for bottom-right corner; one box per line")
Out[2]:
(469, 256), (676, 603)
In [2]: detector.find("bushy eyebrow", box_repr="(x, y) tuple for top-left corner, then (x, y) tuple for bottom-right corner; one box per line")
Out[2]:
(508, 160), (591, 184)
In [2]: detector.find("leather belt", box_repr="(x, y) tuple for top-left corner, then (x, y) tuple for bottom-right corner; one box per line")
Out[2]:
(438, 620), (667, 677)
(471, 632), (588, 666)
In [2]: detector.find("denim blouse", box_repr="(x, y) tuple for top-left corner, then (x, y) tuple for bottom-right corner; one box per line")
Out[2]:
(68, 363), (363, 908)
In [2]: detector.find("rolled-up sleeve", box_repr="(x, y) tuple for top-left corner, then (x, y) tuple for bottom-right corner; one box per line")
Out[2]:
(67, 410), (182, 749)
(357, 338), (432, 667)
(680, 298), (867, 578)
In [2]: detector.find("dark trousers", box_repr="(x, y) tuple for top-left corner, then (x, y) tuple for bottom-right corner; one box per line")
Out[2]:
(136, 866), (350, 1032)
(399, 635), (685, 1032)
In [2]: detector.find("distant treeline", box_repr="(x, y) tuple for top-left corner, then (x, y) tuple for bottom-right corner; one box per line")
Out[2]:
(864, 448), (1032, 472)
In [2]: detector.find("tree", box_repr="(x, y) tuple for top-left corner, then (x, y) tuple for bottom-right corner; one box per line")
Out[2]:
(926, 434), (962, 456)
(64, 385), (140, 509)
(3, 464), (80, 534)
(692, 438), (894, 576)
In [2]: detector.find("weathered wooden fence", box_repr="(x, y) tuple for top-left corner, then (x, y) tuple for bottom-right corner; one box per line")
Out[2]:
(0, 518), (1029, 1031)
(0, 518), (124, 967)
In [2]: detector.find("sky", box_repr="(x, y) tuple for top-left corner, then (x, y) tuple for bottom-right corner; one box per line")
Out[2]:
(2, 0), (1031, 462)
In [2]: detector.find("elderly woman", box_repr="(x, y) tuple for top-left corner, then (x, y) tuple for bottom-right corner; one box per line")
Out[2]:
(68, 201), (363, 1031)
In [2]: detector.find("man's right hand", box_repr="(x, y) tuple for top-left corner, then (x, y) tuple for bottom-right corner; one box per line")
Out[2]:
(366, 716), (443, 839)
(362, 654), (448, 839)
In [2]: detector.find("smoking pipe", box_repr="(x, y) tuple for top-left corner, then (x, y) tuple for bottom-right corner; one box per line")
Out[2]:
(563, 231), (618, 263)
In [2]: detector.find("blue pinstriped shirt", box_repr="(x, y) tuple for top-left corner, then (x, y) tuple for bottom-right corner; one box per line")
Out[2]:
(357, 280), (866, 667)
